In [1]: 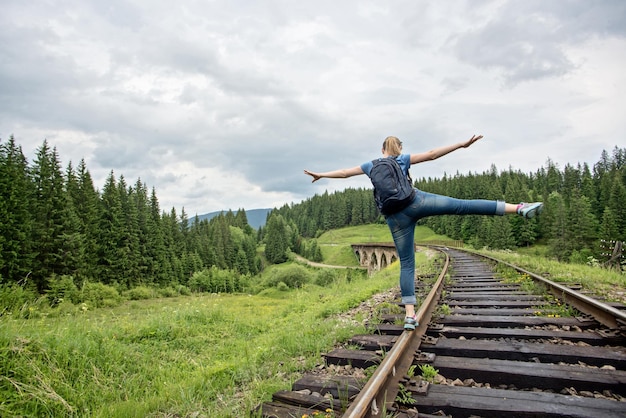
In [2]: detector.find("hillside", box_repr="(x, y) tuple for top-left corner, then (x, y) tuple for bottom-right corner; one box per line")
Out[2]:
(193, 208), (272, 229)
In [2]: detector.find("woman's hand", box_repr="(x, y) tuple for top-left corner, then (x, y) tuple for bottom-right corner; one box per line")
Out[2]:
(461, 134), (483, 148)
(304, 170), (321, 183)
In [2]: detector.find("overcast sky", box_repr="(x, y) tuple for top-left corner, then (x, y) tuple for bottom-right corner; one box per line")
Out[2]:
(1, 1), (625, 216)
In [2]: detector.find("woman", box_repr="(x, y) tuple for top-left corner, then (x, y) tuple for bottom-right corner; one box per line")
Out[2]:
(304, 135), (543, 331)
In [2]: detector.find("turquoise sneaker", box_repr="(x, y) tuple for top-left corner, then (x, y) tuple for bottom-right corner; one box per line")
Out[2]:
(517, 202), (544, 219)
(404, 315), (418, 331)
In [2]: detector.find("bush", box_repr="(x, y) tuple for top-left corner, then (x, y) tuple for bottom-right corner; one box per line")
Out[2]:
(189, 267), (245, 293)
(315, 269), (336, 286)
(77, 281), (122, 308)
(46, 275), (79, 306)
(177, 285), (191, 296)
(125, 286), (156, 300)
(189, 269), (213, 293)
(0, 283), (39, 315)
(569, 248), (594, 265)
(158, 286), (179, 298)
(45, 300), (79, 317)
(267, 265), (311, 289)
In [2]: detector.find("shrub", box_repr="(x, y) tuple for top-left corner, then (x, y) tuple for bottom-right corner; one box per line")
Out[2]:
(125, 286), (156, 300)
(189, 269), (213, 293)
(46, 275), (79, 306)
(189, 267), (245, 293)
(177, 285), (191, 296)
(158, 286), (179, 298)
(569, 248), (594, 265)
(0, 283), (39, 315)
(267, 265), (311, 289)
(315, 269), (336, 286)
(77, 281), (122, 308)
(45, 300), (79, 317)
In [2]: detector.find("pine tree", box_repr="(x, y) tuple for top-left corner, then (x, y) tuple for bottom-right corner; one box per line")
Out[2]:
(606, 172), (626, 241)
(488, 216), (516, 250)
(59, 162), (87, 277)
(234, 208), (254, 235)
(265, 214), (289, 264)
(565, 192), (598, 253)
(30, 141), (68, 291)
(131, 179), (150, 282)
(0, 136), (35, 282)
(74, 159), (101, 279)
(147, 188), (171, 285)
(179, 207), (190, 253)
(599, 208), (620, 241)
(546, 192), (570, 260)
(580, 163), (595, 205)
(98, 171), (127, 285)
(118, 176), (141, 287)
(593, 150), (613, 214)
(162, 208), (184, 282)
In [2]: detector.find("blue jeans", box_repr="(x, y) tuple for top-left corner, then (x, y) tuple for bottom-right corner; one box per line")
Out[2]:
(385, 189), (505, 305)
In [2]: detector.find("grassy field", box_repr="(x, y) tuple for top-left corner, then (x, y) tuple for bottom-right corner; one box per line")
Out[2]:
(476, 247), (626, 303)
(2, 223), (431, 418)
(2, 224), (623, 417)
(1, 274), (404, 417)
(316, 224), (450, 266)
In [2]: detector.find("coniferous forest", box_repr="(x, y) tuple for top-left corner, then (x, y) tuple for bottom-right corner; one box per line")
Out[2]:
(274, 146), (626, 264)
(1, 136), (260, 300)
(1, 135), (625, 305)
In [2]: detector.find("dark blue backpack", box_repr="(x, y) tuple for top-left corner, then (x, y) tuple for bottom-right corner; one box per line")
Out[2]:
(370, 157), (415, 216)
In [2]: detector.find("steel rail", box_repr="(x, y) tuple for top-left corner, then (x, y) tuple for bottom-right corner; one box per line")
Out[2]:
(342, 248), (450, 418)
(466, 250), (626, 330)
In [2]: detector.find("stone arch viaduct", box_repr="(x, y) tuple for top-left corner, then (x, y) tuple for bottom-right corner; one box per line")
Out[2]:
(351, 242), (404, 275)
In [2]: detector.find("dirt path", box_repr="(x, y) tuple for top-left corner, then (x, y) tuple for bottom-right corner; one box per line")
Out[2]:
(292, 254), (365, 270)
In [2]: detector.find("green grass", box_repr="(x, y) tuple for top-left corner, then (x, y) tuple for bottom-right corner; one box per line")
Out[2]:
(316, 224), (450, 245)
(477, 248), (626, 304)
(317, 224), (393, 244)
(3, 224), (623, 417)
(315, 224), (452, 266)
(0, 266), (400, 417)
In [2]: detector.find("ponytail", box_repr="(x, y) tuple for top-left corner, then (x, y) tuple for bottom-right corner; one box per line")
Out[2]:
(382, 136), (403, 156)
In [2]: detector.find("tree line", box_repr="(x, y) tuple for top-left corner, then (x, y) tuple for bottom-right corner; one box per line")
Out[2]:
(274, 147), (626, 265)
(2, 134), (624, 301)
(1, 136), (260, 296)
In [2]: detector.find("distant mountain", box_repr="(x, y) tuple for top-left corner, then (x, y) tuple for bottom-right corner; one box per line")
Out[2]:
(193, 208), (272, 230)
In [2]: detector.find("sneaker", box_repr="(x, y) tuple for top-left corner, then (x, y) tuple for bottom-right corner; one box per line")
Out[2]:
(404, 315), (418, 331)
(517, 202), (544, 219)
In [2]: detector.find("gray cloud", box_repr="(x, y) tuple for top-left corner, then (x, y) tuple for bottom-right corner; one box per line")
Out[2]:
(450, 0), (626, 86)
(1, 0), (624, 214)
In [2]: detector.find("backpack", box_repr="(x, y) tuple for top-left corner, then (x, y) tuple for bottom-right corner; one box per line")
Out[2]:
(370, 156), (415, 216)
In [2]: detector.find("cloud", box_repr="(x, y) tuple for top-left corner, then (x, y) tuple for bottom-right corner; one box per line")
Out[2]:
(1, 0), (625, 215)
(449, 0), (626, 86)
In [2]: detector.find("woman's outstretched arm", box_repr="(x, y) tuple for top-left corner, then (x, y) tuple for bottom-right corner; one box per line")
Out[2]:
(303, 166), (364, 183)
(410, 134), (483, 165)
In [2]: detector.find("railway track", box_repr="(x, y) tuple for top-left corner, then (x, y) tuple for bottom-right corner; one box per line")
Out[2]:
(253, 247), (626, 417)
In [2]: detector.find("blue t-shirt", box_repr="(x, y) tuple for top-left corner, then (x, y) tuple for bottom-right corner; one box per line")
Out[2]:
(361, 154), (411, 177)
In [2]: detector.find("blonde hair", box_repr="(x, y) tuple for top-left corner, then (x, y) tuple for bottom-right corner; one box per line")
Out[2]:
(382, 136), (403, 156)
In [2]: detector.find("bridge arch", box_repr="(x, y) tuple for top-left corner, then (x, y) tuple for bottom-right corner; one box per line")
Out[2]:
(351, 243), (401, 275)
